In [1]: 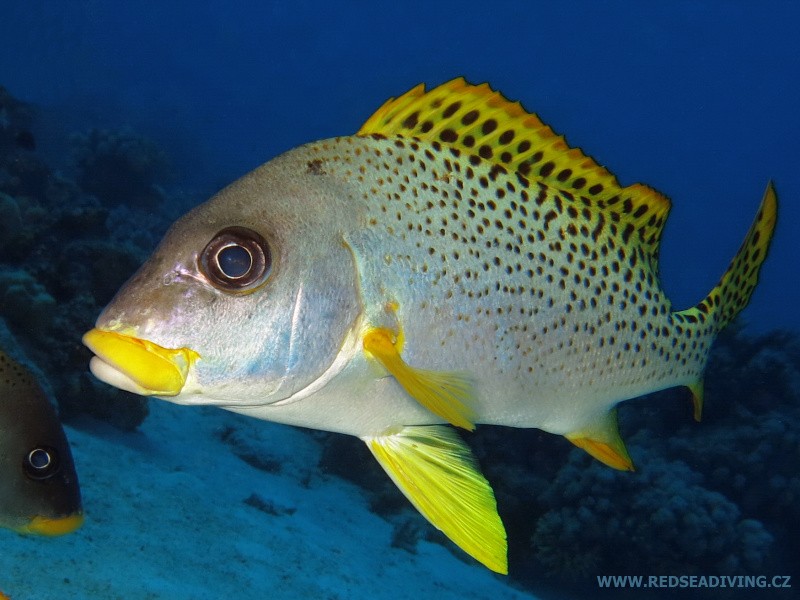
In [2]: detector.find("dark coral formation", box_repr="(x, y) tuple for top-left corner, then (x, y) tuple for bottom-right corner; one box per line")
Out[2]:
(0, 86), (185, 430)
(72, 127), (171, 208)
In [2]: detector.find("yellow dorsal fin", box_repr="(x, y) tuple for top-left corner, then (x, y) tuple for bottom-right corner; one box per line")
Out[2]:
(363, 328), (476, 430)
(565, 408), (634, 471)
(364, 425), (507, 574)
(358, 78), (620, 195)
(357, 78), (672, 262)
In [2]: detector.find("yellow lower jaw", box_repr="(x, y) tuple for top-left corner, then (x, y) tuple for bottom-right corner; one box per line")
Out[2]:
(82, 329), (200, 396)
(19, 512), (84, 536)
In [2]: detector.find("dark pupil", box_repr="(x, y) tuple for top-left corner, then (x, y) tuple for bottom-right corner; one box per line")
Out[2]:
(218, 245), (252, 278)
(28, 448), (52, 470)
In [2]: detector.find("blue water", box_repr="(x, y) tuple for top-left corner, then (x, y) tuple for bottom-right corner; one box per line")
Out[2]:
(2, 1), (797, 334)
(1, 2), (798, 599)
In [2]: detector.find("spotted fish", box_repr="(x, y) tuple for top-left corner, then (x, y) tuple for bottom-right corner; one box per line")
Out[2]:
(83, 79), (777, 573)
(0, 351), (83, 536)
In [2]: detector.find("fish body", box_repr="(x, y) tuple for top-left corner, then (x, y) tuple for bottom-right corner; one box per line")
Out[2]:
(0, 351), (83, 535)
(83, 79), (777, 573)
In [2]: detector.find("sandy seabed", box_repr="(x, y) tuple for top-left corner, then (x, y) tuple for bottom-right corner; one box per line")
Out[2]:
(0, 400), (534, 599)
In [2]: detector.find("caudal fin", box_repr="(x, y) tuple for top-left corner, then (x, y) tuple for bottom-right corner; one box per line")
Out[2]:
(675, 182), (777, 420)
(678, 182), (777, 334)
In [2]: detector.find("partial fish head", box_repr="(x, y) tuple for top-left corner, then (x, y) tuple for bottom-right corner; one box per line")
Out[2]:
(83, 153), (362, 409)
(0, 352), (83, 536)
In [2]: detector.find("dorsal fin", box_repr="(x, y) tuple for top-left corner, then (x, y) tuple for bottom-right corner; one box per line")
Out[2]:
(358, 78), (672, 262)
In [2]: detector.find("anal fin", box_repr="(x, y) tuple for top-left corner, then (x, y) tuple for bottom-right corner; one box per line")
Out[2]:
(364, 425), (507, 574)
(363, 328), (476, 430)
(688, 380), (704, 422)
(565, 408), (634, 471)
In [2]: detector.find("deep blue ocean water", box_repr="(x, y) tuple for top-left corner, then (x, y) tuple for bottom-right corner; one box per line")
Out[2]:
(1, 2), (798, 599)
(1, 1), (797, 334)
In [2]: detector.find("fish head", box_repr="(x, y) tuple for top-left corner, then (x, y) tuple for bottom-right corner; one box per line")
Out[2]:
(84, 148), (363, 408)
(0, 353), (83, 536)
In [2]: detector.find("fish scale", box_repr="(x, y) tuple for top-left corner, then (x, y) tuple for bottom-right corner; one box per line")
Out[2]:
(82, 78), (777, 574)
(302, 134), (704, 434)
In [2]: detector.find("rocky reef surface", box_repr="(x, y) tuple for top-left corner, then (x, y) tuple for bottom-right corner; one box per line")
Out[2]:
(0, 86), (182, 429)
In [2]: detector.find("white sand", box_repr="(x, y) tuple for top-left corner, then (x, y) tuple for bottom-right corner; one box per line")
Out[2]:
(0, 401), (534, 599)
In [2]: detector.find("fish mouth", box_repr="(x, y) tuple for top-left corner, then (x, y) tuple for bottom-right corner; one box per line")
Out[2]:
(17, 511), (84, 536)
(82, 329), (200, 396)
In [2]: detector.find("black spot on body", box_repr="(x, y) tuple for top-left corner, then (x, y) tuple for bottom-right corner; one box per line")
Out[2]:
(440, 129), (458, 143)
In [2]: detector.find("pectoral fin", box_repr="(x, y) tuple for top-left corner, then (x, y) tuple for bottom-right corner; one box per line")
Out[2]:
(565, 408), (634, 471)
(363, 328), (476, 430)
(363, 425), (507, 574)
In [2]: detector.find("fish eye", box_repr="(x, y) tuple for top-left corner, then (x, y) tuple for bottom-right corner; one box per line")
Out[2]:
(23, 446), (60, 480)
(200, 226), (272, 292)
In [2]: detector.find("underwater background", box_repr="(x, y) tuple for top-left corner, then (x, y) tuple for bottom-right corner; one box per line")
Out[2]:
(0, 1), (798, 599)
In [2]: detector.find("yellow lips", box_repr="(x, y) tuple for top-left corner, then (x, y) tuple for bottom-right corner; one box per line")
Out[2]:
(82, 329), (200, 396)
(18, 512), (84, 536)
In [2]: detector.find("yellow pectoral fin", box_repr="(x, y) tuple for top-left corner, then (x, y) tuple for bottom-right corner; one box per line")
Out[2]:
(362, 328), (476, 430)
(566, 408), (634, 471)
(364, 426), (508, 574)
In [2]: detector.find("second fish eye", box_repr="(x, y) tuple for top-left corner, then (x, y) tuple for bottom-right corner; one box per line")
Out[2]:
(23, 446), (60, 480)
(200, 226), (272, 292)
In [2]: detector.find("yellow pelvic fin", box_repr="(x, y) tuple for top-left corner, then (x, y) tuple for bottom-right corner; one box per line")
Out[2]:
(566, 409), (634, 471)
(357, 78), (672, 266)
(688, 380), (704, 422)
(364, 425), (507, 574)
(362, 328), (476, 431)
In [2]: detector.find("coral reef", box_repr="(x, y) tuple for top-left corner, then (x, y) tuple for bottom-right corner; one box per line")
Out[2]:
(0, 268), (56, 338)
(509, 323), (796, 595)
(532, 449), (774, 576)
(72, 127), (171, 208)
(0, 86), (184, 430)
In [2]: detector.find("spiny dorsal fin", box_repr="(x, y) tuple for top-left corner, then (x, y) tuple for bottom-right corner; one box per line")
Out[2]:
(358, 77), (671, 262)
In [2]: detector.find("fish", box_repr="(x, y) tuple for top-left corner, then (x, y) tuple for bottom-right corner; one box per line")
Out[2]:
(0, 350), (83, 535)
(82, 78), (777, 574)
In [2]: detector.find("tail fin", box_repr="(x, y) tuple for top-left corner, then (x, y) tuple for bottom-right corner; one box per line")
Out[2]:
(677, 182), (777, 334)
(675, 182), (777, 420)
